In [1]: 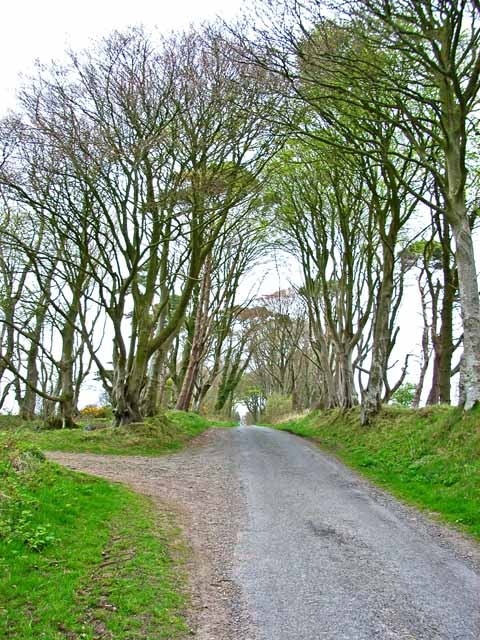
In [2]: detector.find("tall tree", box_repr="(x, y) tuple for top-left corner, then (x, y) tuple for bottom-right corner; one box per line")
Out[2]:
(270, 144), (380, 409)
(342, 0), (480, 408)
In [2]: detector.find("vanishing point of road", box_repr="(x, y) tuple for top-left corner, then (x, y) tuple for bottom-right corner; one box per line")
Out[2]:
(49, 426), (480, 640)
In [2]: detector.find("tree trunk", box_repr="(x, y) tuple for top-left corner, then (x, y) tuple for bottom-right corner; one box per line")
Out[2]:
(440, 63), (480, 409)
(58, 314), (77, 429)
(360, 246), (394, 425)
(176, 261), (212, 411)
(142, 348), (167, 417)
(312, 337), (337, 410)
(175, 339), (204, 411)
(449, 214), (480, 409)
(215, 352), (234, 412)
(437, 261), (456, 404)
(112, 364), (145, 426)
(19, 344), (41, 420)
(117, 342), (152, 426)
(335, 347), (359, 409)
(426, 214), (456, 405)
(19, 302), (50, 419)
(413, 350), (429, 408)
(427, 337), (440, 404)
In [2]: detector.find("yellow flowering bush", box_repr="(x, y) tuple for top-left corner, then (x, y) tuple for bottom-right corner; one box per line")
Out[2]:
(78, 405), (109, 419)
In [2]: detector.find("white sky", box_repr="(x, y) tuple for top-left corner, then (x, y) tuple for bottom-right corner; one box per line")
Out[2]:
(0, 0), (242, 113)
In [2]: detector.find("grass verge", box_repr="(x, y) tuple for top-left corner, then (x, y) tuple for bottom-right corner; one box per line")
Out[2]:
(275, 404), (480, 541)
(0, 410), (237, 456)
(0, 436), (189, 639)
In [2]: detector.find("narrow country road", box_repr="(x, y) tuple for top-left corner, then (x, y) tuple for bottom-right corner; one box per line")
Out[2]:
(48, 426), (480, 640)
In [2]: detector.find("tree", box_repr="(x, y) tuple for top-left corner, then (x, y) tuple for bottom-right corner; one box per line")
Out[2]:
(343, 0), (480, 408)
(190, 213), (269, 412)
(232, 5), (436, 420)
(240, 385), (266, 423)
(401, 220), (461, 407)
(270, 144), (380, 409)
(0, 27), (279, 425)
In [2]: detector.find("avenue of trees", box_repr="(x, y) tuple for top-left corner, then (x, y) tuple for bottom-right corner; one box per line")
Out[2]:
(0, 0), (479, 426)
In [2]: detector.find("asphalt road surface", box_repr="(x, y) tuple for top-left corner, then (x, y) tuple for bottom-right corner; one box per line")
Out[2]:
(232, 426), (480, 640)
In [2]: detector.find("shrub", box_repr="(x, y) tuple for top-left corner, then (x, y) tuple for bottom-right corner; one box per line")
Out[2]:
(78, 405), (110, 419)
(0, 439), (56, 551)
(263, 393), (293, 424)
(391, 383), (417, 407)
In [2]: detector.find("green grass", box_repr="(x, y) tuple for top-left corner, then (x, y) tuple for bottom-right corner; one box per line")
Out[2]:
(0, 437), (189, 639)
(0, 410), (237, 638)
(275, 404), (480, 540)
(0, 410), (237, 456)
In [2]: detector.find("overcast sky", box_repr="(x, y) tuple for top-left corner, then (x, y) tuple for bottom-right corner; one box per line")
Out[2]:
(0, 0), (242, 113)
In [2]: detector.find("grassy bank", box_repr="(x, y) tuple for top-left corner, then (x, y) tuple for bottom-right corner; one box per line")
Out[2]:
(0, 410), (236, 456)
(0, 411), (237, 637)
(0, 437), (189, 639)
(276, 405), (480, 541)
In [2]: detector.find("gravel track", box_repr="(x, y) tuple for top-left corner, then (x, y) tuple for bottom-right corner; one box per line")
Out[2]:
(48, 425), (480, 640)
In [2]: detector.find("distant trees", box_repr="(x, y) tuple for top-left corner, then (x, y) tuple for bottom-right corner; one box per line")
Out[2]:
(174, 211), (268, 413)
(270, 145), (379, 410)
(235, 289), (321, 415)
(246, 291), (307, 403)
(401, 229), (461, 407)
